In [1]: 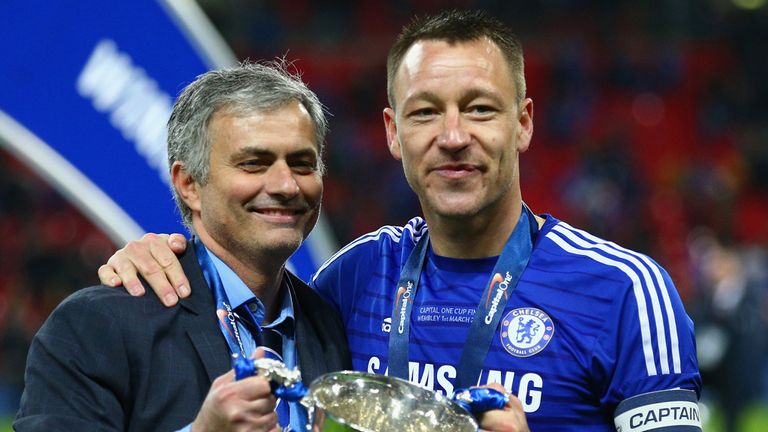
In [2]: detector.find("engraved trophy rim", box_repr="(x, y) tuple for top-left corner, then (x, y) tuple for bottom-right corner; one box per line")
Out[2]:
(305, 370), (478, 432)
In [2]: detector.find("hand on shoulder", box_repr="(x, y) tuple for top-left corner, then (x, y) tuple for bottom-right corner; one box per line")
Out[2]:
(98, 232), (190, 306)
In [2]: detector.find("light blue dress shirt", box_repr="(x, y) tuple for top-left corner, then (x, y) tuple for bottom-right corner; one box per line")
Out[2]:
(177, 245), (305, 431)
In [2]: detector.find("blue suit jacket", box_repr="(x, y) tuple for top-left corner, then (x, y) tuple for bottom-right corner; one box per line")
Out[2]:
(14, 245), (350, 431)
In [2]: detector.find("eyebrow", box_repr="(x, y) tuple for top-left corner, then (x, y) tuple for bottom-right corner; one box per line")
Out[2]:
(459, 88), (506, 108)
(230, 146), (318, 161)
(401, 88), (507, 110)
(401, 91), (442, 109)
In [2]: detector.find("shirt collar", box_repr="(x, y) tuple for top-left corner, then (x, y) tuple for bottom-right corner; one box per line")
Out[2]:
(202, 243), (294, 329)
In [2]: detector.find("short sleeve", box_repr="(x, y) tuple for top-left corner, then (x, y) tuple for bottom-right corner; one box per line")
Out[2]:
(591, 262), (702, 415)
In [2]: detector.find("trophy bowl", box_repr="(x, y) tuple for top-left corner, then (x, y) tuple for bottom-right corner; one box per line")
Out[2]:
(304, 371), (478, 432)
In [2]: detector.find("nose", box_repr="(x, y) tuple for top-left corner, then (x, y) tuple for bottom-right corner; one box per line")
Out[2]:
(435, 109), (471, 152)
(264, 162), (300, 198)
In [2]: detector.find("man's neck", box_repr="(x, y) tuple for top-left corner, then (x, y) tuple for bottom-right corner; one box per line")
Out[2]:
(424, 198), (543, 259)
(196, 234), (285, 323)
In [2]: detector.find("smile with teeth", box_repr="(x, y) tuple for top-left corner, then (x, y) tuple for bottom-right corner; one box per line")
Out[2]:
(252, 207), (304, 223)
(258, 208), (300, 215)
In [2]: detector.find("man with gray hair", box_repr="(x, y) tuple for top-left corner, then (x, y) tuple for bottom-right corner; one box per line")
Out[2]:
(96, 9), (703, 432)
(15, 61), (350, 431)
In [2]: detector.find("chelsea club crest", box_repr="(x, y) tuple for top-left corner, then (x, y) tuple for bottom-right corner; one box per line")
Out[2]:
(500, 307), (555, 357)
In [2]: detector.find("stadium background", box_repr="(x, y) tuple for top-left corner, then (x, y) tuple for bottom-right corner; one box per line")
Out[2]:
(1, 1), (767, 430)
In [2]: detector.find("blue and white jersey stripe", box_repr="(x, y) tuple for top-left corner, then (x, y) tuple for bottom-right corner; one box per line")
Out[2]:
(545, 222), (681, 376)
(552, 222), (681, 374)
(311, 214), (701, 431)
(313, 218), (427, 283)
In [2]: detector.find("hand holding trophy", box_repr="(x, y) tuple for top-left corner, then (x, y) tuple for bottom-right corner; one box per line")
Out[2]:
(235, 357), (509, 432)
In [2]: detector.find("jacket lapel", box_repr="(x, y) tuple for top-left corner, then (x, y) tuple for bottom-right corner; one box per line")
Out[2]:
(177, 245), (231, 382)
(288, 273), (327, 385)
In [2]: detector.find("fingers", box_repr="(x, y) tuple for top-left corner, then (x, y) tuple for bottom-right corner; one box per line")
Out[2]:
(252, 347), (266, 360)
(195, 398), (278, 432)
(168, 233), (188, 253)
(477, 406), (528, 432)
(97, 264), (122, 288)
(233, 376), (275, 401)
(232, 411), (278, 432)
(506, 393), (525, 412)
(105, 249), (145, 296)
(124, 234), (179, 305)
(213, 369), (275, 405)
(98, 233), (189, 306)
(149, 234), (191, 300)
(476, 385), (529, 432)
(212, 368), (237, 388)
(100, 233), (187, 306)
(137, 234), (181, 306)
(195, 370), (278, 432)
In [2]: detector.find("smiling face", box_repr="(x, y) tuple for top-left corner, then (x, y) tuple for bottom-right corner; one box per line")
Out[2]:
(384, 37), (533, 229)
(174, 100), (322, 268)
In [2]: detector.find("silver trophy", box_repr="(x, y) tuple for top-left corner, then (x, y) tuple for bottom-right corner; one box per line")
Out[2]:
(243, 358), (481, 432)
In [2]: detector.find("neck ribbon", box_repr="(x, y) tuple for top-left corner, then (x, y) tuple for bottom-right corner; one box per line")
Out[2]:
(194, 238), (249, 360)
(387, 204), (538, 389)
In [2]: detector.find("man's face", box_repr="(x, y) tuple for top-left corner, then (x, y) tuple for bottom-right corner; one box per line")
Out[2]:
(185, 101), (322, 265)
(384, 38), (533, 222)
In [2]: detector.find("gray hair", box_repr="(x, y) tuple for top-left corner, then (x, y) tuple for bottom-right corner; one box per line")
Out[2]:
(167, 60), (328, 230)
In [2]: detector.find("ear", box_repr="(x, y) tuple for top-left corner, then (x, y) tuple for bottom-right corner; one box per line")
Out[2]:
(383, 107), (402, 160)
(171, 161), (201, 212)
(516, 98), (534, 153)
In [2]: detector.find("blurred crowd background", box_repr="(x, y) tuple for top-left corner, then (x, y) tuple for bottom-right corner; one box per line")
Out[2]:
(1, 1), (767, 430)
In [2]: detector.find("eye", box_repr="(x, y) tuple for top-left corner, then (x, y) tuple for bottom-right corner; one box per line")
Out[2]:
(466, 105), (497, 117)
(289, 158), (319, 175)
(408, 107), (438, 120)
(238, 159), (269, 172)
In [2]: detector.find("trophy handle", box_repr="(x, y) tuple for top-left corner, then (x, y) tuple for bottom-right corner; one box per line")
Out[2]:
(233, 356), (308, 400)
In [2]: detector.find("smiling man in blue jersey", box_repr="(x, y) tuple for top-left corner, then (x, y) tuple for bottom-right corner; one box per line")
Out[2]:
(97, 10), (702, 431)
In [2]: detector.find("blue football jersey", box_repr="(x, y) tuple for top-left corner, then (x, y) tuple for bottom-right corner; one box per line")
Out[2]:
(311, 214), (702, 431)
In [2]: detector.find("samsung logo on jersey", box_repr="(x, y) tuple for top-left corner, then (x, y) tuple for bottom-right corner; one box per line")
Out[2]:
(397, 281), (414, 334)
(366, 356), (543, 413)
(485, 272), (513, 324)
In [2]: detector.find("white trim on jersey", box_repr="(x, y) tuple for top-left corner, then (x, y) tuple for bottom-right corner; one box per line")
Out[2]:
(546, 227), (659, 376)
(312, 218), (428, 282)
(556, 222), (682, 374)
(551, 224), (678, 376)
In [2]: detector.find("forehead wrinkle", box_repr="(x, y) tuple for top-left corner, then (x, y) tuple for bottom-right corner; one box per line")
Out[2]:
(395, 39), (515, 110)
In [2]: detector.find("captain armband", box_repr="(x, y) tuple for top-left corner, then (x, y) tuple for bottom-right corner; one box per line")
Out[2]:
(614, 389), (701, 432)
